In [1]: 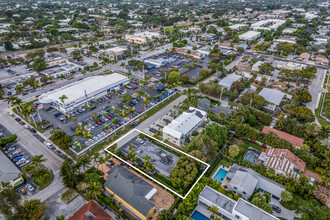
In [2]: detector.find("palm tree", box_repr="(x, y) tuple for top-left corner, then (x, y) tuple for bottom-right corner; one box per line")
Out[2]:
(142, 95), (151, 110)
(15, 84), (24, 93)
(31, 80), (39, 89)
(135, 90), (146, 99)
(79, 155), (91, 172)
(83, 130), (92, 140)
(92, 152), (100, 163)
(97, 156), (106, 174)
(88, 181), (102, 200)
(77, 182), (89, 193)
(59, 94), (68, 109)
(21, 104), (34, 123)
(143, 155), (154, 171)
(13, 98), (23, 113)
(75, 126), (84, 137)
(209, 205), (219, 219)
(103, 123), (110, 131)
(31, 155), (47, 167)
(22, 163), (35, 179)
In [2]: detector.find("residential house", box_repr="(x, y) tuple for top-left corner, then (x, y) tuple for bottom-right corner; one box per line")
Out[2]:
(264, 148), (306, 178)
(258, 88), (292, 111)
(298, 53), (310, 61)
(68, 200), (112, 220)
(262, 126), (304, 148)
(104, 165), (157, 220)
(218, 74), (243, 90)
(226, 163), (285, 200)
(163, 107), (207, 146)
(194, 185), (279, 220)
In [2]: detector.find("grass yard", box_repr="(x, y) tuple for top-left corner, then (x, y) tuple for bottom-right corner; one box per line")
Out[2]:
(235, 141), (262, 160)
(280, 193), (304, 211)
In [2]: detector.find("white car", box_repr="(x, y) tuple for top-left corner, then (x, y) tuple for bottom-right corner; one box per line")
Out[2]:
(26, 184), (35, 192)
(45, 143), (54, 149)
(23, 124), (30, 129)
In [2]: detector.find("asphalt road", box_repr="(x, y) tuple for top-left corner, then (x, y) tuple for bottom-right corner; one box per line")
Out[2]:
(0, 108), (63, 172)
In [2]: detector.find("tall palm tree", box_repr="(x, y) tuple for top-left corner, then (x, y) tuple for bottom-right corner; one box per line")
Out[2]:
(88, 181), (102, 200)
(31, 155), (47, 167)
(31, 80), (39, 89)
(59, 94), (68, 109)
(79, 155), (91, 172)
(209, 205), (219, 219)
(97, 156), (106, 174)
(92, 152), (100, 163)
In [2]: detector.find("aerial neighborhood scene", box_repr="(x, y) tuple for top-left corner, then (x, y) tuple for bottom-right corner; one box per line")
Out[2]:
(0, 0), (329, 219)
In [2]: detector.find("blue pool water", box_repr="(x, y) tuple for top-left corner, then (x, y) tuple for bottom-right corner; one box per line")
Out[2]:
(191, 210), (210, 220)
(245, 152), (256, 164)
(213, 168), (228, 182)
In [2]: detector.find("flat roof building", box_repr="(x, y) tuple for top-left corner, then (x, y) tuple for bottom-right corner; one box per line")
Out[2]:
(163, 107), (207, 146)
(239, 31), (261, 41)
(0, 151), (23, 187)
(39, 73), (129, 113)
(195, 185), (279, 220)
(251, 19), (286, 31)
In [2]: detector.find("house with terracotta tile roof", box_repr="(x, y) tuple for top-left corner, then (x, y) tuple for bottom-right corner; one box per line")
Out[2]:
(298, 53), (310, 61)
(68, 200), (112, 220)
(262, 126), (304, 148)
(264, 148), (306, 178)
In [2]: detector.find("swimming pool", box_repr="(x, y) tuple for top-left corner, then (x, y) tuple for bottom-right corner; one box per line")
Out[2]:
(213, 168), (228, 182)
(245, 152), (256, 164)
(191, 210), (210, 220)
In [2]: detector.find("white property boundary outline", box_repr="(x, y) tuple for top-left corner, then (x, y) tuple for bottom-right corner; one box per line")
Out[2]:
(104, 128), (210, 199)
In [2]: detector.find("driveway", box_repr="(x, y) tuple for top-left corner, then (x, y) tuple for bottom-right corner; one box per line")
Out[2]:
(43, 187), (86, 219)
(270, 198), (300, 220)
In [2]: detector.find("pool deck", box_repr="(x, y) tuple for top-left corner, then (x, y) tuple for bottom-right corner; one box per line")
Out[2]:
(211, 164), (230, 179)
(192, 203), (216, 220)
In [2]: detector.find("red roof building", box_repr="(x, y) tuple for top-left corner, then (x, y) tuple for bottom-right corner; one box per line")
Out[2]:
(69, 200), (112, 220)
(262, 126), (304, 148)
(265, 148), (306, 178)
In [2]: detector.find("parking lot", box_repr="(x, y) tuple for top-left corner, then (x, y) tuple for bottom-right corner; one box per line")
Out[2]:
(37, 80), (174, 154)
(143, 52), (213, 82)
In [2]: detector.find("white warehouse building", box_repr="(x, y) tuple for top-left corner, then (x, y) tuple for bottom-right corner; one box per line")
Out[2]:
(39, 73), (130, 113)
(239, 31), (261, 41)
(163, 107), (207, 146)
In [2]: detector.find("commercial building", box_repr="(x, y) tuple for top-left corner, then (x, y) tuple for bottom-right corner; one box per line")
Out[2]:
(238, 31), (261, 41)
(258, 88), (292, 111)
(264, 148), (306, 178)
(276, 61), (307, 70)
(193, 185), (279, 220)
(229, 24), (248, 30)
(0, 151), (23, 187)
(226, 163), (285, 200)
(101, 46), (127, 60)
(251, 19), (286, 31)
(163, 107), (207, 146)
(104, 165), (157, 220)
(125, 31), (160, 44)
(218, 74), (243, 89)
(68, 200), (112, 220)
(39, 62), (82, 79)
(39, 73), (129, 113)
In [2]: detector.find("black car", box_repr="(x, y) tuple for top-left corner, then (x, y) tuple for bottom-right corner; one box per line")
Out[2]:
(149, 128), (157, 133)
(131, 122), (138, 128)
(270, 205), (281, 213)
(30, 128), (37, 133)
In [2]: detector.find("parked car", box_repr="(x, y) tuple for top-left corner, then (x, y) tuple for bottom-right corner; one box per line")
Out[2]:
(26, 184), (35, 192)
(45, 143), (54, 149)
(270, 205), (281, 213)
(149, 128), (157, 133)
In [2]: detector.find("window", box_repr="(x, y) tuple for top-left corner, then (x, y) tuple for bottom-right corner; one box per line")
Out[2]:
(234, 187), (237, 190)
(243, 191), (246, 194)
(235, 214), (240, 219)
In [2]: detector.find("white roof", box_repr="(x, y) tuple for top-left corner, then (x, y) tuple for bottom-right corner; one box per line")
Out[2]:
(258, 88), (292, 106)
(39, 73), (129, 104)
(218, 74), (243, 89)
(107, 46), (127, 53)
(239, 31), (260, 39)
(163, 107), (206, 139)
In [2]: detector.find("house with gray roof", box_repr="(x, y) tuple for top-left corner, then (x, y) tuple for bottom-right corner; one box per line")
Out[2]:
(226, 163), (285, 201)
(193, 185), (279, 220)
(258, 88), (292, 111)
(104, 165), (157, 220)
(228, 170), (258, 199)
(218, 74), (243, 90)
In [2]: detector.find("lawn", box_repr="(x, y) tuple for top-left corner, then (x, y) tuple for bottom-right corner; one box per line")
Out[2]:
(280, 193), (304, 211)
(236, 141), (262, 160)
(315, 93), (330, 127)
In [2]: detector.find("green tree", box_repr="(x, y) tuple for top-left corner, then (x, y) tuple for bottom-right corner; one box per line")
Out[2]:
(251, 192), (273, 214)
(297, 89), (312, 103)
(128, 145), (136, 161)
(296, 199), (330, 220)
(32, 58), (47, 71)
(143, 155), (154, 171)
(0, 183), (21, 219)
(258, 62), (274, 74)
(60, 158), (80, 188)
(290, 106), (315, 123)
(168, 71), (180, 83)
(228, 144), (239, 158)
(280, 190), (293, 202)
(31, 155), (47, 167)
(17, 199), (47, 220)
(88, 182), (102, 200)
